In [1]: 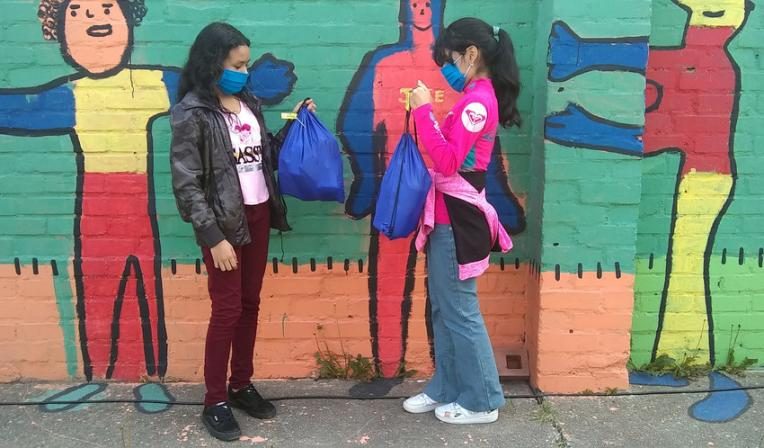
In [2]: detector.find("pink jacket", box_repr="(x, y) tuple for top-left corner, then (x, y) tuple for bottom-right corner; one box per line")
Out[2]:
(412, 78), (498, 224)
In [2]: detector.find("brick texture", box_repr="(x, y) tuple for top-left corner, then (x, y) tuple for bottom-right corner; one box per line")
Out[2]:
(0, 0), (762, 394)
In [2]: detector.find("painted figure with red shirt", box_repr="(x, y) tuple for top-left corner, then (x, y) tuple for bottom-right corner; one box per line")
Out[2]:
(402, 18), (521, 425)
(0, 0), (296, 412)
(645, 0), (754, 364)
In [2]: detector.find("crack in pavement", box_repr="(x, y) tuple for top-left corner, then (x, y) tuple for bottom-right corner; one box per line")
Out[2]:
(533, 398), (570, 448)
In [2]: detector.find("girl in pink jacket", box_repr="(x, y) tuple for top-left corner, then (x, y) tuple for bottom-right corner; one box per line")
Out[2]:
(404, 17), (522, 425)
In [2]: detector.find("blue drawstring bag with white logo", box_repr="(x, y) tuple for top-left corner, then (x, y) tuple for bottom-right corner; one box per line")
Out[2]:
(279, 102), (345, 203)
(373, 110), (431, 239)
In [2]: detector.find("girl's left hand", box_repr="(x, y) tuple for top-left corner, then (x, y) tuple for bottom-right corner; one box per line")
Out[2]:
(293, 98), (317, 113)
(410, 81), (432, 109)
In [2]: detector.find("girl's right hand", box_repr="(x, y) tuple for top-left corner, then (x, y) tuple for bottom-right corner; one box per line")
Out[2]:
(293, 98), (317, 114)
(210, 240), (238, 271)
(410, 80), (432, 109)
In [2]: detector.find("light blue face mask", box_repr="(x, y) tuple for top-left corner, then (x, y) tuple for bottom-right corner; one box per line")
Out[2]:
(217, 68), (248, 95)
(440, 55), (472, 92)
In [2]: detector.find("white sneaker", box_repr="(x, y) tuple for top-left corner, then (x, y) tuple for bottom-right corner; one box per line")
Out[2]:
(435, 402), (498, 424)
(403, 393), (441, 414)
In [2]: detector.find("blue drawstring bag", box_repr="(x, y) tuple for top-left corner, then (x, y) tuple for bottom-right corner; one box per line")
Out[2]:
(373, 110), (431, 239)
(279, 103), (345, 203)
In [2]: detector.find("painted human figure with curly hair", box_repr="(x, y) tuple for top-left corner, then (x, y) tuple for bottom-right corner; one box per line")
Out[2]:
(0, 0), (296, 395)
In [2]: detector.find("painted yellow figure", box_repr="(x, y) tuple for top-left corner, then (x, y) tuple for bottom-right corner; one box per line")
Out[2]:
(644, 0), (752, 363)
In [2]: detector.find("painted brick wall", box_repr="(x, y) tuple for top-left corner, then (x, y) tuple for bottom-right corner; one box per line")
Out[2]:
(0, 0), (762, 393)
(530, 0), (652, 393)
(630, 0), (764, 369)
(0, 0), (536, 383)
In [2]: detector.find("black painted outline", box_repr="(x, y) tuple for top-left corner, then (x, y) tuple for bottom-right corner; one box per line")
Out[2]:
(105, 256), (157, 379)
(146, 114), (169, 378)
(649, 149), (686, 362)
(645, 79), (664, 114)
(398, 236), (420, 372)
(703, 10), (726, 18)
(367, 232), (381, 372)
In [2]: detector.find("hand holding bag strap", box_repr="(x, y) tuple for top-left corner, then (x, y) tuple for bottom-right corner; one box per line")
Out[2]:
(298, 97), (312, 112)
(404, 107), (419, 147)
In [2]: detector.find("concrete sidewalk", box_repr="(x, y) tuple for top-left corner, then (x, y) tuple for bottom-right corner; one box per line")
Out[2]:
(0, 374), (761, 447)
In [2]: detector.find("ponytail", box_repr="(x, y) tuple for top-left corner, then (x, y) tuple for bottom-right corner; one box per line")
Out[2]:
(490, 28), (522, 128)
(433, 18), (522, 129)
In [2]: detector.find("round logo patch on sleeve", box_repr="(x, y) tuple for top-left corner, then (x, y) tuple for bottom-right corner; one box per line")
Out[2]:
(461, 102), (488, 133)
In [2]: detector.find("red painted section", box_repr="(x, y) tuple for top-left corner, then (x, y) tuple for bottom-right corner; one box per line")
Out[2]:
(370, 33), (458, 377)
(79, 172), (159, 380)
(644, 26), (737, 175)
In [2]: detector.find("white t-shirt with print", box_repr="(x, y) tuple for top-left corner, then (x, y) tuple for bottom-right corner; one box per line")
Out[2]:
(223, 102), (270, 205)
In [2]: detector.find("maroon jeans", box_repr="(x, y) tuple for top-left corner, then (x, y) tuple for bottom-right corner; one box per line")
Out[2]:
(202, 203), (270, 406)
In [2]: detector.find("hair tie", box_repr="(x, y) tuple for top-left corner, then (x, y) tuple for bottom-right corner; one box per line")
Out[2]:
(492, 25), (500, 41)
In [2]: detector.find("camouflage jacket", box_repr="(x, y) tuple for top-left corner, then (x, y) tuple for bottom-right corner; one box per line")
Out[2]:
(170, 91), (292, 248)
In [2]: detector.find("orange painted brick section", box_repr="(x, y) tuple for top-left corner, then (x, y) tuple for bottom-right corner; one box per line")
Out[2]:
(0, 264), (71, 381)
(159, 263), (528, 381)
(530, 272), (634, 393)
(1, 260), (528, 382)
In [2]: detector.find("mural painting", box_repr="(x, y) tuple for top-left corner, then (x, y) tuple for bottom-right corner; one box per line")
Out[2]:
(544, 0), (758, 422)
(0, 0), (296, 408)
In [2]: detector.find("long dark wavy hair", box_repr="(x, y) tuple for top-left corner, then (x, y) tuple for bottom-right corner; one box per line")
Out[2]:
(178, 22), (255, 108)
(433, 18), (522, 128)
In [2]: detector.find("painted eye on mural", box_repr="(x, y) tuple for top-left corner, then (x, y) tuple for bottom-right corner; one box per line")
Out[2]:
(413, 2), (417, 7)
(69, 4), (80, 17)
(426, 2), (431, 6)
(103, 2), (113, 15)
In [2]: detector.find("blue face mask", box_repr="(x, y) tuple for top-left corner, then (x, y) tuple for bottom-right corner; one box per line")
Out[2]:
(441, 56), (471, 92)
(217, 69), (248, 95)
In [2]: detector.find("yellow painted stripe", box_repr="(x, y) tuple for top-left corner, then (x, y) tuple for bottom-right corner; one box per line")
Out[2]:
(74, 69), (170, 173)
(656, 171), (733, 363)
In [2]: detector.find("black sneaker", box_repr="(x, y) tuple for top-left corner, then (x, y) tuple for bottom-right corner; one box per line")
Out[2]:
(201, 402), (241, 442)
(228, 384), (277, 419)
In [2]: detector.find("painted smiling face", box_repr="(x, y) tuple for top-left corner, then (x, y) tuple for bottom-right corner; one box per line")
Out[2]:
(675, 0), (748, 28)
(61, 0), (131, 75)
(408, 0), (433, 31)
